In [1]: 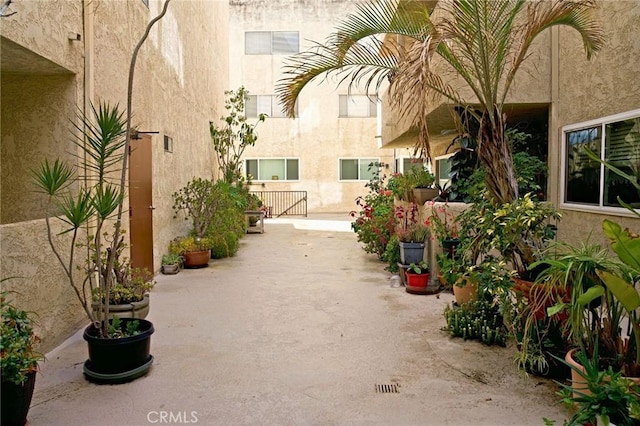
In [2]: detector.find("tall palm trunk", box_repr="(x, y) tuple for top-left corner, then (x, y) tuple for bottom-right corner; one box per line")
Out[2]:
(477, 108), (519, 204)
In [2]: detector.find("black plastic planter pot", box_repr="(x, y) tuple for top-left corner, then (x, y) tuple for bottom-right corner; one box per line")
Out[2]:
(83, 318), (154, 383)
(1, 371), (37, 426)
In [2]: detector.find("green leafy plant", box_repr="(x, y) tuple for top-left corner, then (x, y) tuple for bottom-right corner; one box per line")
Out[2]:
(172, 178), (220, 238)
(407, 261), (429, 275)
(210, 87), (265, 184)
(555, 348), (640, 426)
(444, 298), (507, 346)
(107, 316), (141, 339)
(169, 236), (213, 255)
(383, 235), (401, 273)
(406, 166), (435, 188)
(161, 253), (184, 266)
(1, 291), (45, 385)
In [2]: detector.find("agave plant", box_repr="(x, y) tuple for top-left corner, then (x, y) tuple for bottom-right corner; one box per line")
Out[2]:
(276, 0), (604, 204)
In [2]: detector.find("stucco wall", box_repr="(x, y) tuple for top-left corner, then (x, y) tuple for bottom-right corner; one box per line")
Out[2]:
(230, 0), (395, 213)
(0, 0), (229, 350)
(550, 0), (640, 246)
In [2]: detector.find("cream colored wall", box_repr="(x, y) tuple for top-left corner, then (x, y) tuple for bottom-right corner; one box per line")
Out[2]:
(229, 0), (395, 214)
(89, 0), (229, 269)
(0, 0), (229, 350)
(550, 0), (640, 246)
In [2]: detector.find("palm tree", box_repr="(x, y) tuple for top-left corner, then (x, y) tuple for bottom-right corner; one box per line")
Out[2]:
(276, 0), (604, 204)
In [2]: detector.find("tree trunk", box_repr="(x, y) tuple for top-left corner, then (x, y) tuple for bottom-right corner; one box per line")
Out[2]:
(477, 108), (519, 204)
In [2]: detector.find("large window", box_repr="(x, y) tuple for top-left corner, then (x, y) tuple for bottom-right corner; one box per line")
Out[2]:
(245, 31), (299, 55)
(339, 158), (378, 181)
(246, 95), (296, 118)
(395, 157), (425, 174)
(245, 158), (299, 181)
(562, 109), (640, 211)
(338, 95), (377, 117)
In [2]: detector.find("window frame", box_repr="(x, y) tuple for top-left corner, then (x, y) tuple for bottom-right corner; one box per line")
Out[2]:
(338, 94), (378, 118)
(245, 94), (297, 118)
(560, 108), (640, 216)
(338, 158), (380, 182)
(244, 31), (300, 55)
(244, 158), (300, 182)
(434, 153), (454, 187)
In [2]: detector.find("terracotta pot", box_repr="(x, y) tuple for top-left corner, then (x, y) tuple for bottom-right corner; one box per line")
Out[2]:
(453, 277), (478, 305)
(565, 349), (589, 398)
(566, 349), (640, 400)
(183, 250), (210, 268)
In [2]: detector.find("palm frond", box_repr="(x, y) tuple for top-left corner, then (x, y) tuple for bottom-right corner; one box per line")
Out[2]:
(276, 0), (433, 117)
(502, 0), (604, 104)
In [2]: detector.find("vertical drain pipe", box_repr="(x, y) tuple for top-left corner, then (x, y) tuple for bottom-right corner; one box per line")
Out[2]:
(548, 26), (560, 205)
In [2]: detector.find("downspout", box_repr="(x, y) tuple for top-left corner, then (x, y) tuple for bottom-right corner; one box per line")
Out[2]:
(548, 26), (560, 206)
(83, 0), (94, 114)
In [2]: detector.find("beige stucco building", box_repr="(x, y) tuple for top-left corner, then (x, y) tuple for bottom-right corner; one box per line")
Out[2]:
(1, 0), (229, 351)
(381, 0), (639, 246)
(229, 0), (414, 214)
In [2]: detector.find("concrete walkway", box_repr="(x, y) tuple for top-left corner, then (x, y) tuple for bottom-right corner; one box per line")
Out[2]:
(29, 214), (568, 425)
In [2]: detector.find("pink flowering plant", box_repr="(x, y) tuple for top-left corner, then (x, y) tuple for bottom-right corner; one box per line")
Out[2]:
(425, 201), (459, 241)
(350, 162), (397, 259)
(395, 203), (429, 243)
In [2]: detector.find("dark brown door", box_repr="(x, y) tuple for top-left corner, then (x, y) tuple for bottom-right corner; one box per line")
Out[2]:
(129, 134), (154, 273)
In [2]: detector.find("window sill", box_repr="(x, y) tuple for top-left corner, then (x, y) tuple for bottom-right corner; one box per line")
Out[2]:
(559, 202), (639, 218)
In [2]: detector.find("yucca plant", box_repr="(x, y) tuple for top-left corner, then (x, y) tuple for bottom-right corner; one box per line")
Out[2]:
(31, 0), (172, 339)
(32, 103), (134, 337)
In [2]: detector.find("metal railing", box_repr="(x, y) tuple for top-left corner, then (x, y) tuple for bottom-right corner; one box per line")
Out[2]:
(249, 191), (307, 217)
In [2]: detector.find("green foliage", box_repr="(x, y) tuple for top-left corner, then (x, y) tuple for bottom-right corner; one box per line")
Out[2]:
(383, 235), (401, 273)
(172, 178), (220, 238)
(407, 261), (429, 274)
(161, 253), (184, 266)
(31, 102), (140, 337)
(457, 192), (560, 273)
(169, 236), (213, 255)
(444, 298), (507, 346)
(210, 232), (240, 259)
(107, 316), (141, 339)
(556, 349), (640, 426)
(350, 162), (397, 259)
(210, 87), (266, 184)
(406, 166), (435, 188)
(1, 291), (44, 385)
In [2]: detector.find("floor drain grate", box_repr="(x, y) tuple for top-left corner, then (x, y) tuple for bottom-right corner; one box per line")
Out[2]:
(375, 384), (399, 393)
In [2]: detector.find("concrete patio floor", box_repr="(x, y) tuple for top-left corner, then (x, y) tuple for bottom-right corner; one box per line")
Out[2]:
(28, 214), (568, 425)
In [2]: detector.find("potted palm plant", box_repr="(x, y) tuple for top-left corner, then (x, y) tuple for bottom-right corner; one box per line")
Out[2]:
(1, 291), (44, 426)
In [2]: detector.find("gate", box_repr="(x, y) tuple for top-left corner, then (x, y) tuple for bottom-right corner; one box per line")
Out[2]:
(250, 191), (307, 217)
